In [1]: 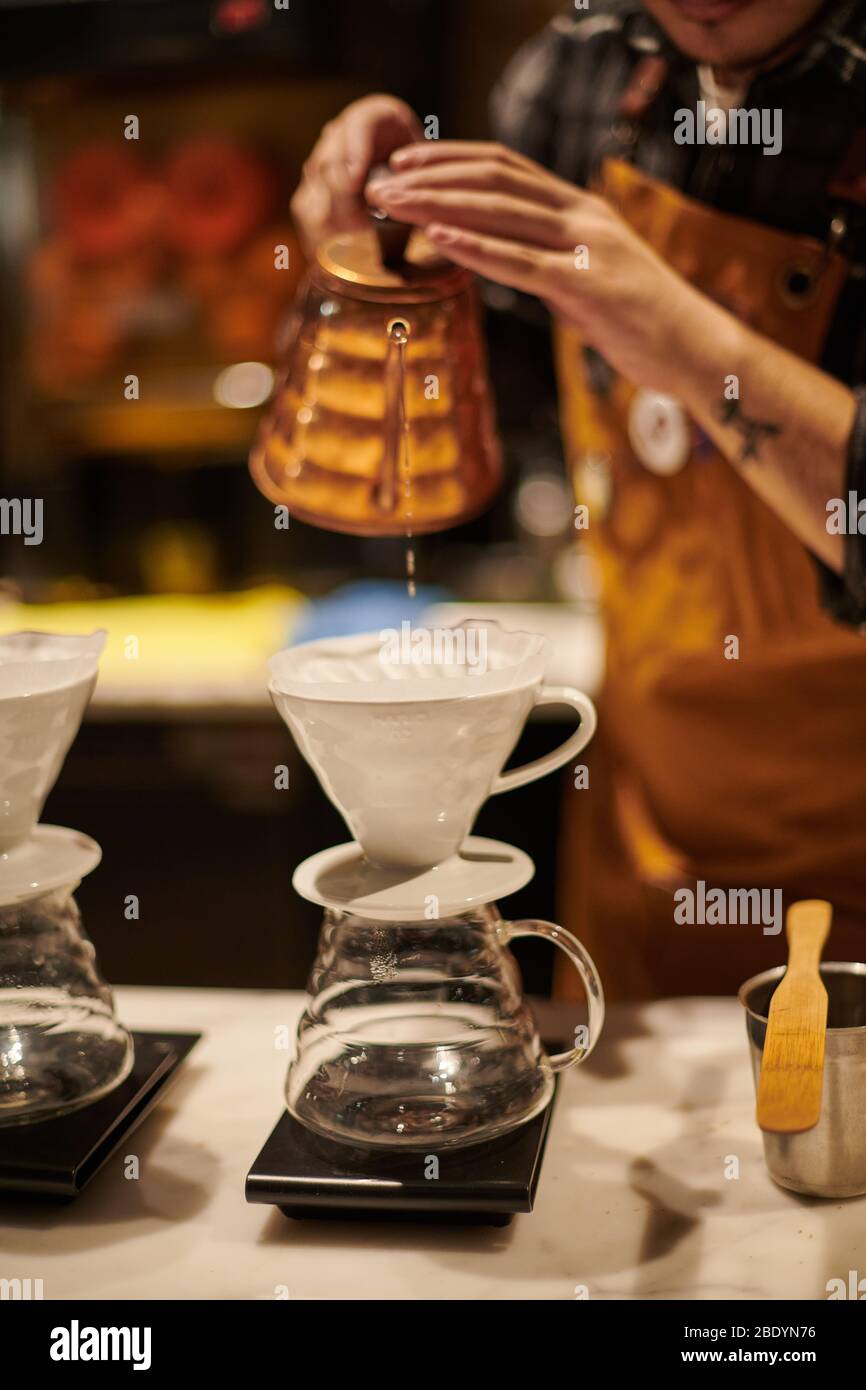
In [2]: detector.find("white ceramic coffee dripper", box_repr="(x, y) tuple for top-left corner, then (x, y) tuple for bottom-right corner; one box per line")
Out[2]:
(0, 630), (134, 1125)
(269, 619), (596, 871)
(0, 630), (106, 853)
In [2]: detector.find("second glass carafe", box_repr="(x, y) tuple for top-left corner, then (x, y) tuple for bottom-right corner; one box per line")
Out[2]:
(287, 903), (603, 1149)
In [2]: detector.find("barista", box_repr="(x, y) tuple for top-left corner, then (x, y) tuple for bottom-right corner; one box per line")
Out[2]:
(290, 0), (866, 998)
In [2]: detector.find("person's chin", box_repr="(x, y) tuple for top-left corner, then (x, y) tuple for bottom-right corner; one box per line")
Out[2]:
(667, 0), (757, 19)
(656, 0), (765, 63)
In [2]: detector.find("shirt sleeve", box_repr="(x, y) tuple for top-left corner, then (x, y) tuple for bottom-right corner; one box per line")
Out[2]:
(817, 385), (866, 629)
(490, 17), (573, 164)
(487, 15), (585, 331)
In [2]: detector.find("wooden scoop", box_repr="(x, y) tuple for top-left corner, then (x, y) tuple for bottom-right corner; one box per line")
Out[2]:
(757, 899), (832, 1134)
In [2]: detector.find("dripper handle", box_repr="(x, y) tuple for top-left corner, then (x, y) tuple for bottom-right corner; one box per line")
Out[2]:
(500, 919), (605, 1072)
(491, 687), (597, 795)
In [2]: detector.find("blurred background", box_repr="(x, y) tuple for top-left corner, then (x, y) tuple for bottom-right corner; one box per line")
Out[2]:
(0, 0), (603, 992)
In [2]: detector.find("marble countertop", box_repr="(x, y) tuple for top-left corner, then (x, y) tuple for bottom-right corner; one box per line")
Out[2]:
(2, 986), (862, 1301)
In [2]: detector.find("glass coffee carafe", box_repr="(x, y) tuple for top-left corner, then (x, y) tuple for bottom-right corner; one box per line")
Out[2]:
(249, 228), (502, 535)
(0, 631), (133, 1124)
(287, 903), (603, 1150)
(0, 881), (133, 1123)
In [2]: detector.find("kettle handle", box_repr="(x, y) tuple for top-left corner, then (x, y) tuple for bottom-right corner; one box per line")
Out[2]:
(499, 918), (604, 1073)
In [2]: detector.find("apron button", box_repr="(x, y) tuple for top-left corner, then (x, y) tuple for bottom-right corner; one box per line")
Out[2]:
(627, 390), (691, 475)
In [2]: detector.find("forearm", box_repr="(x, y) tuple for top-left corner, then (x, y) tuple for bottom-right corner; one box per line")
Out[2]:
(675, 295), (857, 574)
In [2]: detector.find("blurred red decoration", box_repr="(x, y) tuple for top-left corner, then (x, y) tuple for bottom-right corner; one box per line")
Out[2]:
(31, 130), (293, 388)
(164, 135), (273, 257)
(212, 0), (268, 34)
(52, 144), (165, 263)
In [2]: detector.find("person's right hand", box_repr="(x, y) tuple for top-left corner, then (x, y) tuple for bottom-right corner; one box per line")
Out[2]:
(290, 95), (423, 255)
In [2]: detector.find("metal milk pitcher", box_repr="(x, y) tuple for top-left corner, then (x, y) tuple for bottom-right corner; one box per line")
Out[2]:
(740, 962), (866, 1198)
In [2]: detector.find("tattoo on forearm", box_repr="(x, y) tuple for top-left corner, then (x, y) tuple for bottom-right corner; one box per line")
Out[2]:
(717, 398), (782, 462)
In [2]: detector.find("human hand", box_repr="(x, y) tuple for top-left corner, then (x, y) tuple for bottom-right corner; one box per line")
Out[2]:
(367, 141), (706, 392)
(291, 95), (423, 255)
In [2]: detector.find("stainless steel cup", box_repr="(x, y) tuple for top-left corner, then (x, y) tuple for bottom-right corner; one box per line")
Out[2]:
(739, 962), (866, 1199)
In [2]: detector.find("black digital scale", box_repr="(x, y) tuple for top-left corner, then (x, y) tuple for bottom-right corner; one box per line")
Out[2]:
(245, 1075), (560, 1227)
(0, 1031), (200, 1200)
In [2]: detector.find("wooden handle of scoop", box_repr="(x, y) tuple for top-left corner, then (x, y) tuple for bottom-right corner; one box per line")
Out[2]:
(756, 899), (832, 1134)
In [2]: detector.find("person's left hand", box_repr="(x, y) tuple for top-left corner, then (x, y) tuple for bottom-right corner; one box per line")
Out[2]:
(367, 141), (712, 393)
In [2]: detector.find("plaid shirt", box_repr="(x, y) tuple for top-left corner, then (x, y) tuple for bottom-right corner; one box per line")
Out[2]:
(492, 0), (866, 626)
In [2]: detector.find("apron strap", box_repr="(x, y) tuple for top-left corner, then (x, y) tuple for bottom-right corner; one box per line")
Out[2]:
(828, 130), (866, 210)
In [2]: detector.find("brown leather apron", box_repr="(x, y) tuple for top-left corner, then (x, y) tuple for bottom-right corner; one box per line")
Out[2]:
(555, 156), (866, 1001)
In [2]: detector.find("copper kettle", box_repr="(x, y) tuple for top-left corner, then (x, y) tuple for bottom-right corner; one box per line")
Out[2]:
(249, 218), (502, 536)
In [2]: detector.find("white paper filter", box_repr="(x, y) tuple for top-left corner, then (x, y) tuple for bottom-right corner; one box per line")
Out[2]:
(0, 631), (107, 698)
(268, 620), (549, 702)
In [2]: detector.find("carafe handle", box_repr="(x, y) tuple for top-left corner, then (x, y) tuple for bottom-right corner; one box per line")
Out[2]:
(500, 919), (604, 1072)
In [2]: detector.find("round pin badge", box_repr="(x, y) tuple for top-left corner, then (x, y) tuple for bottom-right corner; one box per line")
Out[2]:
(627, 390), (691, 476)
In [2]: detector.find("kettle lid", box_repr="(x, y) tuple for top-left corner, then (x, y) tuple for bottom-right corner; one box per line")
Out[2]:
(315, 228), (471, 301)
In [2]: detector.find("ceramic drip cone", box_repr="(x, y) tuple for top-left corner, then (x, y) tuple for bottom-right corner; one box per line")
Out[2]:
(0, 630), (105, 853)
(269, 619), (597, 872)
(0, 631), (133, 1125)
